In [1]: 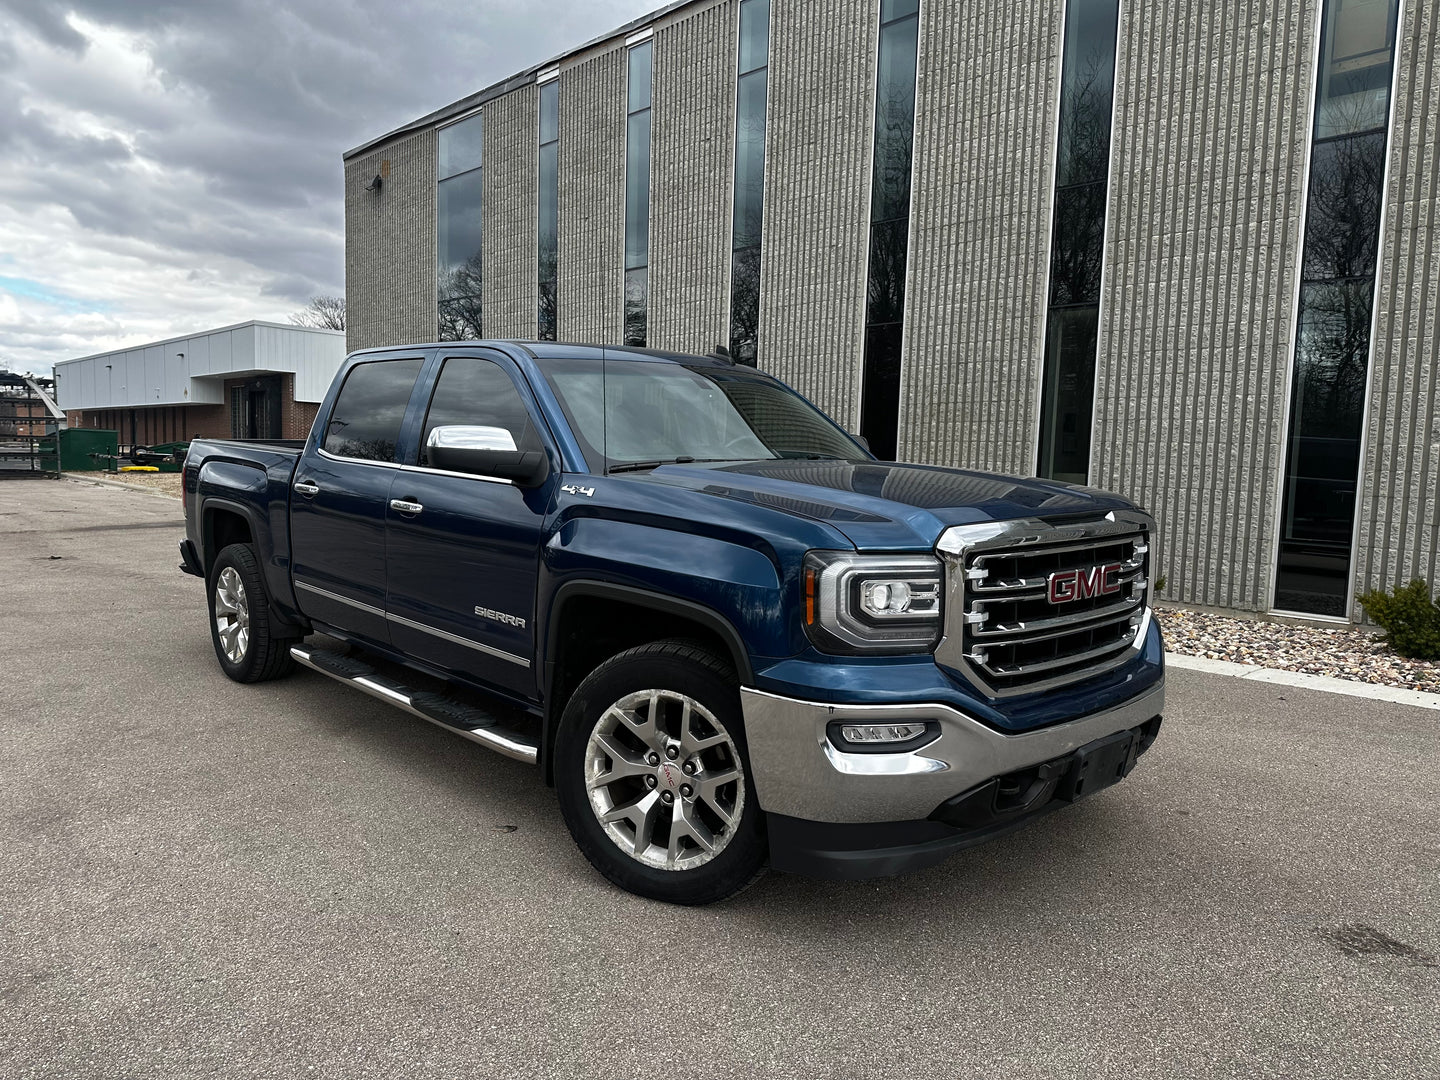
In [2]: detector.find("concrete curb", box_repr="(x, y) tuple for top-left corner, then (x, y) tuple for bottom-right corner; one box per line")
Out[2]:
(60, 475), (181, 501)
(1166, 652), (1440, 712)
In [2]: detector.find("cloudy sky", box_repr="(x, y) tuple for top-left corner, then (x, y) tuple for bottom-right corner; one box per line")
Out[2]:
(0, 0), (653, 375)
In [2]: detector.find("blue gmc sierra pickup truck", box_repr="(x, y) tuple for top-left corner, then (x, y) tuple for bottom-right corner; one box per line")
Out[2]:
(181, 341), (1164, 904)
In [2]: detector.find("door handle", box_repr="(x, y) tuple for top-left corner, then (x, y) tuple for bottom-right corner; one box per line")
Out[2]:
(389, 498), (424, 515)
(294, 479), (320, 497)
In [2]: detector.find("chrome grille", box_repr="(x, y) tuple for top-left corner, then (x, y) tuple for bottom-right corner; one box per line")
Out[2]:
(935, 512), (1153, 698)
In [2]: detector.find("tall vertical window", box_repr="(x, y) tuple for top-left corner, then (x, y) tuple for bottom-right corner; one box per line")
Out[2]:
(624, 40), (653, 346)
(437, 113), (485, 340)
(728, 0), (770, 363)
(1276, 0), (1399, 616)
(537, 77), (560, 340)
(858, 0), (920, 461)
(1036, 0), (1119, 484)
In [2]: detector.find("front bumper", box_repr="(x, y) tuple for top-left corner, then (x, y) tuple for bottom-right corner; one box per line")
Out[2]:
(741, 681), (1164, 878)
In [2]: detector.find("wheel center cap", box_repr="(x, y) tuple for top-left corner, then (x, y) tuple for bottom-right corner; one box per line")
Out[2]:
(657, 762), (682, 791)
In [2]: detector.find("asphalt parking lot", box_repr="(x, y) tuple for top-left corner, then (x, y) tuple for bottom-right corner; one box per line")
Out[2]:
(3, 478), (1437, 1079)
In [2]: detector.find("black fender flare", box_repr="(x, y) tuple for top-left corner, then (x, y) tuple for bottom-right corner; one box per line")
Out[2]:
(198, 496), (263, 576)
(540, 580), (755, 783)
(199, 495), (306, 637)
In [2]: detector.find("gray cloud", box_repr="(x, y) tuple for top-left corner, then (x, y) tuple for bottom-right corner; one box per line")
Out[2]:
(0, 0), (654, 373)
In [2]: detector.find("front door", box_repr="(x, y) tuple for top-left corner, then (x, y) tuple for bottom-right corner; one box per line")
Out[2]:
(384, 353), (554, 698)
(290, 356), (425, 644)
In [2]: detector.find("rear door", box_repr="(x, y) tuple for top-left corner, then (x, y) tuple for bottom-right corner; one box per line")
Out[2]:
(290, 356), (425, 644)
(384, 352), (557, 697)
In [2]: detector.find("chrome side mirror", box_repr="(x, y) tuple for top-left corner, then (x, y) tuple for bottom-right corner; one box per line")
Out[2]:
(425, 425), (548, 487)
(427, 425), (518, 452)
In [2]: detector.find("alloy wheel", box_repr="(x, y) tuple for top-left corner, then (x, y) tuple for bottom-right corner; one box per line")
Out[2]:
(584, 688), (746, 871)
(213, 566), (250, 664)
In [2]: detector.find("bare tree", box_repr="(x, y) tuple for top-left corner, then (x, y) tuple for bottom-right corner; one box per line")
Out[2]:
(290, 295), (346, 330)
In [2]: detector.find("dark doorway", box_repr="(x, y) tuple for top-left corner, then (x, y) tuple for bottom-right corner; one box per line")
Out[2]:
(233, 376), (283, 439)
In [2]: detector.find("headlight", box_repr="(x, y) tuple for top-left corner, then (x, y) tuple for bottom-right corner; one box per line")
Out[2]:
(803, 551), (943, 654)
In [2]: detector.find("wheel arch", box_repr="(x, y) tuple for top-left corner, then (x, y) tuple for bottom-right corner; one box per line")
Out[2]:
(201, 498), (258, 576)
(540, 580), (755, 784)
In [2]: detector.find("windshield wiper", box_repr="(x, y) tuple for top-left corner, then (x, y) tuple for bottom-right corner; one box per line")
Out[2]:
(608, 457), (742, 474)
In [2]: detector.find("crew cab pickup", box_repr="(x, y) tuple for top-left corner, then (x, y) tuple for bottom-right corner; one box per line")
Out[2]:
(181, 341), (1164, 904)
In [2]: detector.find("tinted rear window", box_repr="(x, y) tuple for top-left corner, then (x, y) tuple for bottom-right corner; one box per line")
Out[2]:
(323, 359), (424, 461)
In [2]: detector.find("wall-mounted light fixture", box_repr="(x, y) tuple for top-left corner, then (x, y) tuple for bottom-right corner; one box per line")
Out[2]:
(364, 159), (391, 194)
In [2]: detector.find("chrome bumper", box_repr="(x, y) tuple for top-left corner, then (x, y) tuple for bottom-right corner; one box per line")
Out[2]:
(740, 682), (1165, 823)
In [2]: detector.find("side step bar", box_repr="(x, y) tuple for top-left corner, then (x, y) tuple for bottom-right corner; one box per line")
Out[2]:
(291, 645), (539, 765)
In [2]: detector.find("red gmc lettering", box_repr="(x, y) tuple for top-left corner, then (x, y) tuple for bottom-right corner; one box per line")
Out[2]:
(1047, 562), (1124, 604)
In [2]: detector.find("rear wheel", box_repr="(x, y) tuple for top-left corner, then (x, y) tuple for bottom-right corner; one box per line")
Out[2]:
(207, 543), (297, 683)
(555, 640), (766, 904)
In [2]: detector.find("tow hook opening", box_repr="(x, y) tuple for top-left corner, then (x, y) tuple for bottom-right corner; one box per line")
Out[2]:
(930, 715), (1164, 830)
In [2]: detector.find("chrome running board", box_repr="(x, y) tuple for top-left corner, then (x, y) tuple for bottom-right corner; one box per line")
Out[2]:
(291, 645), (539, 765)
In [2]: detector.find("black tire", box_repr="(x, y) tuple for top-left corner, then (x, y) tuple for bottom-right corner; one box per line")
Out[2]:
(207, 543), (298, 683)
(555, 640), (767, 905)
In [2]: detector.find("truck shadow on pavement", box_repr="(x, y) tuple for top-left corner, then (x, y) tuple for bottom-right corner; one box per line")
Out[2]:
(276, 654), (1167, 929)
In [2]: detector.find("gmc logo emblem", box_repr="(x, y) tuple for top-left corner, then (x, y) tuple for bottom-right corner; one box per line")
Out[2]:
(1048, 563), (1124, 604)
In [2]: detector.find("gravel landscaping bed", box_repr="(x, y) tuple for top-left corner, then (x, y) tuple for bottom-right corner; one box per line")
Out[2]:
(1157, 607), (1439, 694)
(86, 472), (183, 498)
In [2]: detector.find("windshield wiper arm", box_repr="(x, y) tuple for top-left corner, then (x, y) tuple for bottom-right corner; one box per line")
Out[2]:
(608, 457), (694, 474)
(608, 457), (753, 474)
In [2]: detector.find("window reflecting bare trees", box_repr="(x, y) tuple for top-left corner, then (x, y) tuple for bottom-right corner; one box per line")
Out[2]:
(538, 80), (559, 340)
(624, 42), (652, 347)
(858, 0), (920, 461)
(728, 0), (769, 364)
(1037, 0), (1118, 485)
(438, 254), (484, 341)
(437, 115), (484, 341)
(1276, 0), (1398, 616)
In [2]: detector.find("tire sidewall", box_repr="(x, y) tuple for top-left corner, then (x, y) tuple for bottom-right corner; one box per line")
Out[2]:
(207, 544), (263, 682)
(555, 645), (766, 904)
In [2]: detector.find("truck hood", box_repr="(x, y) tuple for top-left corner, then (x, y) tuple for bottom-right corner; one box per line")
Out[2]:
(632, 459), (1140, 550)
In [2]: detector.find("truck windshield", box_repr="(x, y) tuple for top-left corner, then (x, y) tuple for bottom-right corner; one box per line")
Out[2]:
(542, 359), (869, 472)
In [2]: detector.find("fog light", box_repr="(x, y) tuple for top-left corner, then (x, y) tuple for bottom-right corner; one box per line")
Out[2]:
(839, 722), (928, 744)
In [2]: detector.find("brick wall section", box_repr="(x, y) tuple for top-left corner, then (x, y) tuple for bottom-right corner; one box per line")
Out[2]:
(648, 1), (737, 355)
(557, 48), (627, 343)
(345, 129), (438, 351)
(901, 2), (1060, 472)
(1089, 0), (1319, 613)
(66, 405), (229, 442)
(755, 0), (877, 429)
(484, 85), (540, 338)
(67, 376), (316, 443)
(1355, 0), (1440, 600)
(279, 374), (320, 440)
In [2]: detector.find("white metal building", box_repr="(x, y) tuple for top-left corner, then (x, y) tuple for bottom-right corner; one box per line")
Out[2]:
(54, 321), (346, 445)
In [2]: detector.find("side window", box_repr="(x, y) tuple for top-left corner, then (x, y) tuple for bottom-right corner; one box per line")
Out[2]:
(420, 358), (541, 465)
(323, 359), (424, 461)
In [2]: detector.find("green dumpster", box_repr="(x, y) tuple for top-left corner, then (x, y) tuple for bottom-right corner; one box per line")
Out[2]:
(38, 428), (119, 472)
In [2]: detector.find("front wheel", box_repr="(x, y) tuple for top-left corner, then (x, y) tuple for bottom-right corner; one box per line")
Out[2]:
(555, 641), (766, 905)
(207, 543), (297, 683)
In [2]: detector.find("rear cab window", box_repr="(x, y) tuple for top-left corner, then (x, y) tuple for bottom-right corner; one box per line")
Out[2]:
(322, 359), (425, 462)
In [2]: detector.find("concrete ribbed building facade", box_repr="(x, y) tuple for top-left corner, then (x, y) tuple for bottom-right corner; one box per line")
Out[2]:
(344, 0), (1438, 624)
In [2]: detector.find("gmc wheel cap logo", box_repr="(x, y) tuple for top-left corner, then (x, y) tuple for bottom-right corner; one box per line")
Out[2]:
(1048, 563), (1123, 604)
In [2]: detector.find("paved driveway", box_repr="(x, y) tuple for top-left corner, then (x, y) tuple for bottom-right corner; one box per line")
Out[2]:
(2, 479), (1437, 1079)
